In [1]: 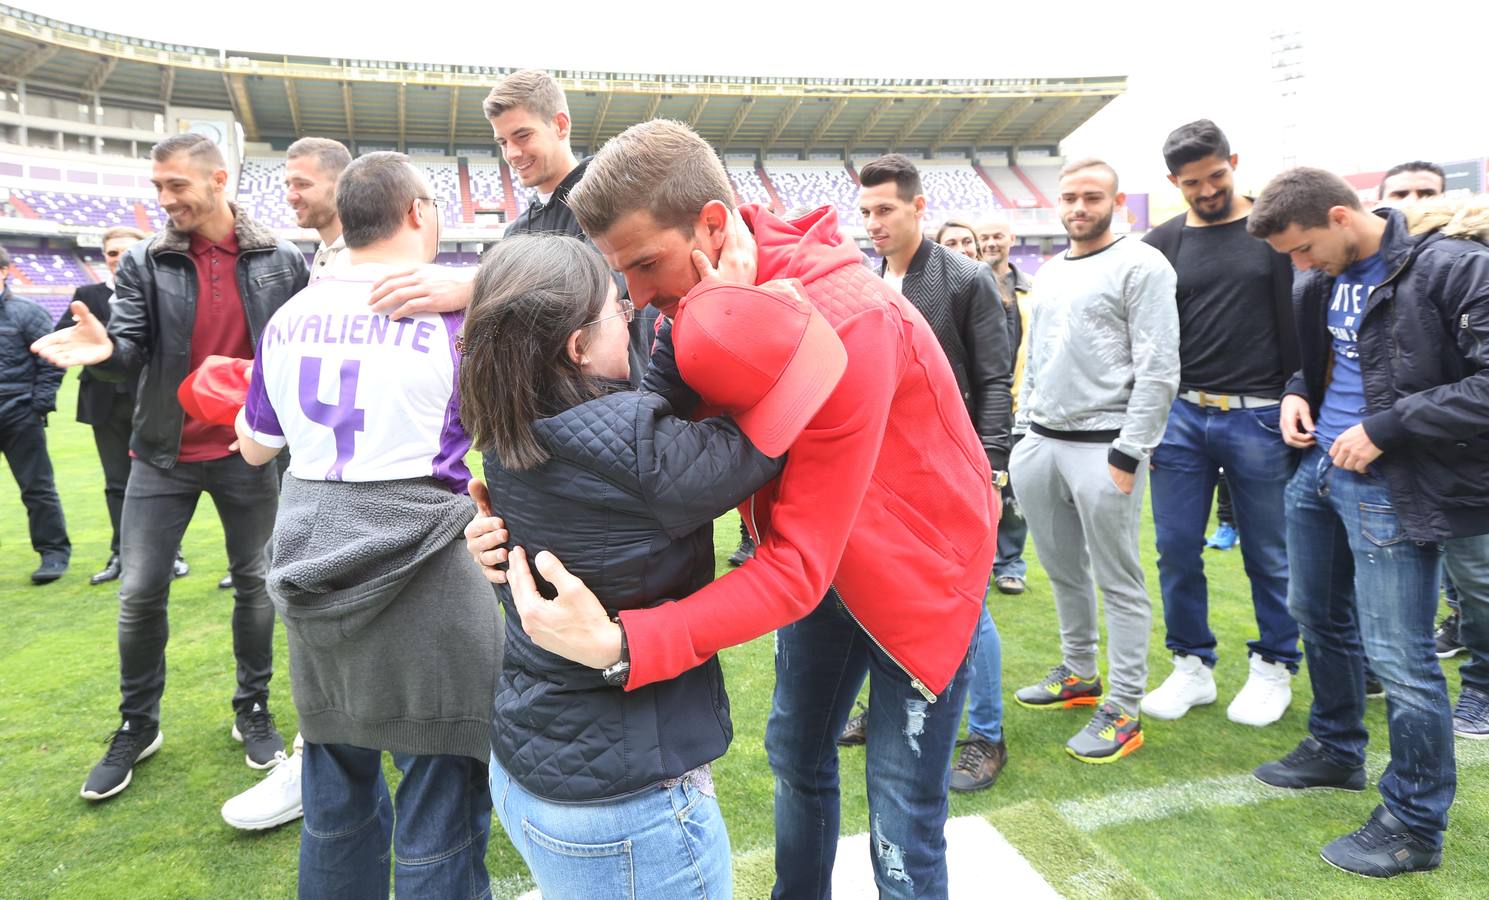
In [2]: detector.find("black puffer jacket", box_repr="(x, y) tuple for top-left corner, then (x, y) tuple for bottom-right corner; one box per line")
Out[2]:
(89, 206), (308, 467)
(1287, 208), (1489, 541)
(485, 387), (781, 801)
(0, 286), (63, 426)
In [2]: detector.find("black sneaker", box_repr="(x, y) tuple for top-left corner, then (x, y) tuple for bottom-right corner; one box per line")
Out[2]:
(1434, 613), (1466, 659)
(949, 736), (1007, 791)
(1454, 686), (1489, 739)
(728, 531), (756, 567)
(31, 557), (68, 585)
(1365, 676), (1385, 699)
(1253, 736), (1366, 791)
(1320, 805), (1441, 878)
(837, 707), (867, 747)
(81, 721), (162, 801)
(233, 702), (286, 769)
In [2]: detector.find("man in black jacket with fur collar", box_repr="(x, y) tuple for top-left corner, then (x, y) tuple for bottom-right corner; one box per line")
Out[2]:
(35, 133), (308, 803)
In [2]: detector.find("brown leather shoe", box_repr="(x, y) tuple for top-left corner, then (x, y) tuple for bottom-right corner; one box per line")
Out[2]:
(949, 737), (1007, 792)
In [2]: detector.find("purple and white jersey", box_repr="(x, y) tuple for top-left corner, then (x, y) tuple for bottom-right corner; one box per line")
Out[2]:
(243, 264), (471, 493)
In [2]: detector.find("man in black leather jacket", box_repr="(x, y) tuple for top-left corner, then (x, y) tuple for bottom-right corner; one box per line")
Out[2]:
(35, 133), (308, 802)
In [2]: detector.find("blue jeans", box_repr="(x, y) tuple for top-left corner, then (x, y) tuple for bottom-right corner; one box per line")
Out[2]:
(993, 435), (1028, 580)
(1444, 535), (1489, 694)
(1150, 398), (1300, 668)
(1285, 450), (1455, 846)
(299, 742), (492, 899)
(489, 756), (731, 900)
(964, 605), (1004, 743)
(767, 591), (974, 900)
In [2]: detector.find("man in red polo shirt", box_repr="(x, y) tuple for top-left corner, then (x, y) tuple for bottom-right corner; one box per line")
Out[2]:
(34, 133), (308, 802)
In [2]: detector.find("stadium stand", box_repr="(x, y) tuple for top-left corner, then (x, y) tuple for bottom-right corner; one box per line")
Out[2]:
(235, 157), (297, 230)
(724, 158), (775, 210)
(918, 161), (1003, 218)
(766, 162), (862, 226)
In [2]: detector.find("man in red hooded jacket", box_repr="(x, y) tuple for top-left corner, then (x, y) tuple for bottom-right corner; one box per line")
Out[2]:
(457, 119), (996, 899)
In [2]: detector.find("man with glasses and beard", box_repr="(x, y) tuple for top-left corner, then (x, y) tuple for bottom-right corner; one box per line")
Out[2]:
(1009, 158), (1179, 764)
(1139, 120), (1302, 728)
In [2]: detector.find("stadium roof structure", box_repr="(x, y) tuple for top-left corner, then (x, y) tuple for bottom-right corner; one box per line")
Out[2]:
(0, 5), (1124, 157)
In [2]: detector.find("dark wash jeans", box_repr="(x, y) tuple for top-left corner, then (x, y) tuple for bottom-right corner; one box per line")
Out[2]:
(1286, 449), (1455, 846)
(117, 455), (278, 727)
(0, 407), (70, 562)
(767, 591), (974, 900)
(1444, 535), (1489, 695)
(1150, 398), (1300, 668)
(300, 742), (492, 899)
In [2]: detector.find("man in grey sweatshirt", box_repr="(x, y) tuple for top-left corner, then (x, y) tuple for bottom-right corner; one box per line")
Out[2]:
(1009, 158), (1180, 764)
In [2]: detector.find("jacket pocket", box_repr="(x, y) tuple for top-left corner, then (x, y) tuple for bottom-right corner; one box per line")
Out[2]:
(872, 476), (973, 565)
(252, 268), (294, 288)
(1359, 502), (1405, 547)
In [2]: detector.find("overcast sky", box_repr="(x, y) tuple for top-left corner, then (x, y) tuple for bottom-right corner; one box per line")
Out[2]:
(35, 0), (1489, 197)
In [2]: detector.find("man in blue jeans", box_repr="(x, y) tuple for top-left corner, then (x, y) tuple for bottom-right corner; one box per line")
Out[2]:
(1247, 167), (1489, 877)
(1140, 121), (1302, 727)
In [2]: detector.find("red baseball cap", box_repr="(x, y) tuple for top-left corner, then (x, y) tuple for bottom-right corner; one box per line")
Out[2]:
(673, 278), (846, 457)
(178, 355), (252, 427)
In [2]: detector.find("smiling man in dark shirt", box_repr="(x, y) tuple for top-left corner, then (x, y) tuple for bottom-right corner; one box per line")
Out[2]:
(1141, 120), (1302, 728)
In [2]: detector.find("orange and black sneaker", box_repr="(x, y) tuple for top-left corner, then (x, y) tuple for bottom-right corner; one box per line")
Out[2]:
(1014, 664), (1103, 710)
(1066, 701), (1143, 764)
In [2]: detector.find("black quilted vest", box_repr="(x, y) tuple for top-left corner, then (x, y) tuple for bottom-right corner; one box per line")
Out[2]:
(484, 388), (781, 801)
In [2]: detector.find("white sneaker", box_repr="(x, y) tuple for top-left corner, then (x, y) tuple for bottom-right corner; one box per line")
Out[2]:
(1226, 655), (1293, 727)
(1140, 654), (1217, 720)
(221, 750), (303, 830)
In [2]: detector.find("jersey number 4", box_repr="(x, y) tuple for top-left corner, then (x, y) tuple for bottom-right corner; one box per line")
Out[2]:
(298, 356), (365, 481)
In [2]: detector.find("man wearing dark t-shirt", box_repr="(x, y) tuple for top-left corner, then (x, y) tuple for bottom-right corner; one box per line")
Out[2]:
(1140, 121), (1302, 727)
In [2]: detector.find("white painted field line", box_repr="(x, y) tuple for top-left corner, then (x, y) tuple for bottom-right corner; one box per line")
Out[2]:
(831, 814), (1061, 900)
(513, 814), (1061, 899)
(1057, 737), (1489, 833)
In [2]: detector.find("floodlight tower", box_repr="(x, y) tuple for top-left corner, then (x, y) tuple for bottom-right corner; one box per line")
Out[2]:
(1270, 30), (1305, 170)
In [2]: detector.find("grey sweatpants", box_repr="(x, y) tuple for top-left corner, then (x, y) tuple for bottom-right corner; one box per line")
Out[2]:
(1009, 432), (1152, 709)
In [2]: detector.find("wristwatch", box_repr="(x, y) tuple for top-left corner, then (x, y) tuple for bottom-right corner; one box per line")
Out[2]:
(992, 469), (1009, 489)
(602, 620), (631, 687)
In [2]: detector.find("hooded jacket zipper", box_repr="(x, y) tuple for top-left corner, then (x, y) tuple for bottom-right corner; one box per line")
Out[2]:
(747, 497), (936, 703)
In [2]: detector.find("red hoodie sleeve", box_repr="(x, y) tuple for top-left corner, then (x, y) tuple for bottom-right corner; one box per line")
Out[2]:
(619, 304), (901, 689)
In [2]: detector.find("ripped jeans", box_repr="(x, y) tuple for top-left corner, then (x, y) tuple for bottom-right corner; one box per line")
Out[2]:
(767, 591), (975, 900)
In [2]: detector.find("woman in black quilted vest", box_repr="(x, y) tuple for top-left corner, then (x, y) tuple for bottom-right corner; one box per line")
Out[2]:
(459, 235), (842, 900)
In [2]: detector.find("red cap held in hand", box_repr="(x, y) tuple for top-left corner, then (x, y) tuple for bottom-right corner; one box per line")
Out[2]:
(673, 278), (846, 457)
(178, 355), (252, 427)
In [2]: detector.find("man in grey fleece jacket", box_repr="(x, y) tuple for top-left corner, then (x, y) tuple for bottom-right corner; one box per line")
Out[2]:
(1009, 158), (1179, 764)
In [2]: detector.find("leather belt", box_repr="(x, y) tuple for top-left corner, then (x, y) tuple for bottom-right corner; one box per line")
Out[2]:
(1178, 390), (1281, 411)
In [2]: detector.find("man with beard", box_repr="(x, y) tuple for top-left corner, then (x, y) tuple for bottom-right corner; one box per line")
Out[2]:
(288, 138), (354, 283)
(1138, 120), (1302, 727)
(33, 133), (306, 801)
(1009, 158), (1179, 764)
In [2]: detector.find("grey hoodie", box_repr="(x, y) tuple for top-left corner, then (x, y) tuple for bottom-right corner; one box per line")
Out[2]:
(267, 475), (501, 763)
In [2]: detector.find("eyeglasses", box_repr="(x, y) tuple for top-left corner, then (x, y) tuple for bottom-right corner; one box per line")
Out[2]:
(583, 295), (635, 327)
(417, 196), (445, 213)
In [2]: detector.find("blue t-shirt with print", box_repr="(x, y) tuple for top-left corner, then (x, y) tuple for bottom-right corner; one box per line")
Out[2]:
(1315, 251), (1389, 448)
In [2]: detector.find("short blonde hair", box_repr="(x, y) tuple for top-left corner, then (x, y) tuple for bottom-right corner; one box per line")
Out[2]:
(1058, 157), (1119, 194)
(483, 69), (567, 122)
(102, 226), (149, 245)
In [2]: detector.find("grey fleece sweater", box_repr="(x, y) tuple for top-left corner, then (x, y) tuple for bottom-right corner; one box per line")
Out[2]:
(267, 475), (502, 763)
(1019, 236), (1180, 464)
